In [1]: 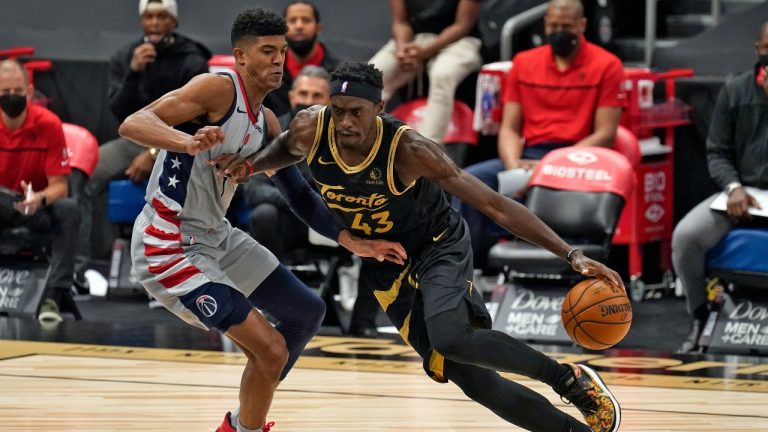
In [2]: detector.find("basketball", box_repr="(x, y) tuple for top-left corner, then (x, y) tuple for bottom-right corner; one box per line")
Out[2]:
(561, 278), (633, 350)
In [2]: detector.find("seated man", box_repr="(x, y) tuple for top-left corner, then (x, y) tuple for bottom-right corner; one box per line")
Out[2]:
(457, 0), (625, 269)
(82, 0), (211, 269)
(0, 59), (80, 322)
(673, 21), (768, 353)
(263, 0), (339, 117)
(244, 65), (331, 261)
(370, 0), (483, 146)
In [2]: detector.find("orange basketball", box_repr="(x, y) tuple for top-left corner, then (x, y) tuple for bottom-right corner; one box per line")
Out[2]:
(561, 278), (632, 350)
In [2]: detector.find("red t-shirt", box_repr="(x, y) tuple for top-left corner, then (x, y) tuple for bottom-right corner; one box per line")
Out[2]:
(502, 37), (626, 146)
(285, 43), (326, 79)
(0, 103), (70, 193)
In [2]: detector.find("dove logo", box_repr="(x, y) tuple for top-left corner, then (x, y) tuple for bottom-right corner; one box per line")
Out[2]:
(196, 295), (218, 317)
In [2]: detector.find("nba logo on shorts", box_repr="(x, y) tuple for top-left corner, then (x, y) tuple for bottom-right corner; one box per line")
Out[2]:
(196, 295), (218, 317)
(341, 81), (349, 93)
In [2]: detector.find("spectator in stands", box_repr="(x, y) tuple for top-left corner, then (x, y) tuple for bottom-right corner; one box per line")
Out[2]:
(457, 0), (625, 269)
(673, 22), (768, 353)
(370, 0), (483, 146)
(81, 0), (211, 278)
(243, 65), (331, 261)
(0, 59), (80, 322)
(263, 1), (339, 117)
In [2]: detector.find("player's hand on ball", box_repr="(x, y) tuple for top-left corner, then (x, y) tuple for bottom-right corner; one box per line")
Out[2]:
(188, 126), (225, 155)
(569, 251), (625, 292)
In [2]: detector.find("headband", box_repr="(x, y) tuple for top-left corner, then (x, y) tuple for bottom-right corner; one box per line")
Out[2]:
(330, 79), (382, 103)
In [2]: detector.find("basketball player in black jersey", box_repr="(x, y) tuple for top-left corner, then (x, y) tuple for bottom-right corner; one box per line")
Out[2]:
(213, 62), (624, 432)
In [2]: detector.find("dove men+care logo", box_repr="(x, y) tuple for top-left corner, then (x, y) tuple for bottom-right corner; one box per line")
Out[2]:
(0, 266), (44, 314)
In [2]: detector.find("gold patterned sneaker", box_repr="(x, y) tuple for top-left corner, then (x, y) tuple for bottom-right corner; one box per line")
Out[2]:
(558, 363), (620, 432)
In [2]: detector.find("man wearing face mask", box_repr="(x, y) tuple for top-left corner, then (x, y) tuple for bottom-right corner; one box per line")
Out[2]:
(263, 1), (339, 118)
(80, 0), (211, 280)
(673, 22), (768, 354)
(243, 65), (331, 262)
(457, 0), (625, 270)
(0, 60), (80, 323)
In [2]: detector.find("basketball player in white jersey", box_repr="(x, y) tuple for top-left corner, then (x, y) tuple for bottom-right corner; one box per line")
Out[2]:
(118, 8), (406, 432)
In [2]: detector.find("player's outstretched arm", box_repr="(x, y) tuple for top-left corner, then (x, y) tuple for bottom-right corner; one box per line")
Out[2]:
(212, 106), (322, 181)
(119, 74), (232, 156)
(270, 166), (406, 265)
(394, 130), (624, 288)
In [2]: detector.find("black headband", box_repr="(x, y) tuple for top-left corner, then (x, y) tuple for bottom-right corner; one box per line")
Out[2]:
(330, 79), (382, 103)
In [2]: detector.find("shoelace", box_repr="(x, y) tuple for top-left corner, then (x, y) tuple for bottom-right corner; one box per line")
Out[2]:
(560, 385), (598, 414)
(263, 421), (276, 432)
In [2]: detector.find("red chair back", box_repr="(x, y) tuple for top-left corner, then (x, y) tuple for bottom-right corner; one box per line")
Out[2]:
(390, 98), (478, 145)
(62, 123), (98, 177)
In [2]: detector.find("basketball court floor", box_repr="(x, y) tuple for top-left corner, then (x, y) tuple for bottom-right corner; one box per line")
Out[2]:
(1, 316), (768, 431)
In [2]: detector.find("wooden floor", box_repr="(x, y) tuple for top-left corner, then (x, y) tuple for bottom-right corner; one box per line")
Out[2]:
(1, 339), (767, 431)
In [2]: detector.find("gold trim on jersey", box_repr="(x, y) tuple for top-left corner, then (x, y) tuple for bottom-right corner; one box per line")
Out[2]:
(428, 351), (447, 383)
(398, 311), (413, 347)
(373, 263), (411, 311)
(387, 125), (416, 196)
(306, 106), (326, 164)
(328, 116), (383, 174)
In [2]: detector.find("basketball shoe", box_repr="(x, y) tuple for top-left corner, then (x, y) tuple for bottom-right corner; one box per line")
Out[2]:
(215, 412), (275, 432)
(215, 412), (236, 432)
(557, 363), (620, 432)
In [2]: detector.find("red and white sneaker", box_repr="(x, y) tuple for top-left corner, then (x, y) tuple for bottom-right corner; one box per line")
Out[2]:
(215, 412), (236, 432)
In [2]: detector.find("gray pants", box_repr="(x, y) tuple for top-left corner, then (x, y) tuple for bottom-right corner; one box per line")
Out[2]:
(671, 193), (734, 315)
(81, 136), (146, 262)
(369, 34), (482, 144)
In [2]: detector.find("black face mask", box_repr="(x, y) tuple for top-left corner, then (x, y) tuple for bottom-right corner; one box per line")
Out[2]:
(548, 31), (579, 58)
(144, 35), (175, 52)
(0, 94), (27, 118)
(288, 35), (317, 58)
(758, 54), (768, 67)
(292, 103), (314, 117)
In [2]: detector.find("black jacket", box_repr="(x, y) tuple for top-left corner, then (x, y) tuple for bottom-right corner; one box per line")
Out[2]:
(108, 33), (211, 122)
(707, 64), (768, 190)
(263, 42), (340, 118)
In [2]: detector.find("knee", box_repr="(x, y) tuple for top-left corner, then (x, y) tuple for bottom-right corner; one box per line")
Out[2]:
(429, 325), (471, 362)
(304, 294), (326, 332)
(259, 334), (289, 377)
(428, 69), (461, 92)
(672, 222), (700, 255)
(51, 198), (80, 226)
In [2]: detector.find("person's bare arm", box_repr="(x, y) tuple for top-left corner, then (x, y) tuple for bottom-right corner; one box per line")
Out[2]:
(497, 101), (528, 169)
(214, 106), (322, 179)
(573, 106), (621, 148)
(390, 0), (414, 48)
(395, 130), (624, 287)
(413, 0), (482, 61)
(118, 73), (233, 155)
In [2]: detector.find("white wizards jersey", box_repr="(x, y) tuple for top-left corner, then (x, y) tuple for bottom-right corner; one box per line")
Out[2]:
(143, 68), (267, 233)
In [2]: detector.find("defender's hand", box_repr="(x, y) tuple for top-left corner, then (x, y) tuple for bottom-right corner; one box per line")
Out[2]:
(569, 251), (625, 292)
(338, 230), (408, 265)
(188, 126), (225, 156)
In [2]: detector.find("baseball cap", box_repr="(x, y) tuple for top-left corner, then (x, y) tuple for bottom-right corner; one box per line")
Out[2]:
(139, 0), (178, 19)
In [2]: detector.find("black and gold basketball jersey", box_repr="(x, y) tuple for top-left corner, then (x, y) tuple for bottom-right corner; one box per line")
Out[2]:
(307, 107), (454, 254)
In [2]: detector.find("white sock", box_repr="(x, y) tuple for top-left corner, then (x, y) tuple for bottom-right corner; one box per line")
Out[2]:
(237, 420), (262, 432)
(229, 407), (240, 428)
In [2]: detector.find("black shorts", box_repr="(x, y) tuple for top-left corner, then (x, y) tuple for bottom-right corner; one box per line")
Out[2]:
(359, 217), (492, 382)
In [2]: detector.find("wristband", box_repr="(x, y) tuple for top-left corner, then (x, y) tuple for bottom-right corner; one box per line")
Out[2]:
(566, 248), (581, 263)
(725, 181), (742, 197)
(245, 160), (255, 176)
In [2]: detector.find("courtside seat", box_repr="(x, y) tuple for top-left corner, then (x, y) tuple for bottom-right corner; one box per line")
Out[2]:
(707, 228), (768, 289)
(487, 147), (634, 279)
(107, 180), (147, 225)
